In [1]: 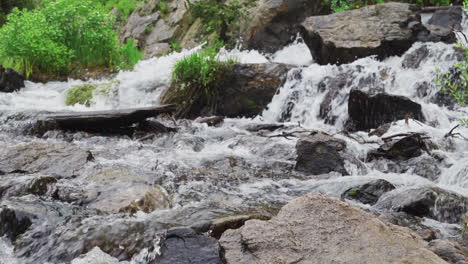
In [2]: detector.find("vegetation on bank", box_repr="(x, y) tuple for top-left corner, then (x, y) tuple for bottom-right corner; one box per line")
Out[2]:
(65, 84), (96, 106)
(328, 0), (453, 13)
(162, 43), (235, 117)
(0, 0), (141, 79)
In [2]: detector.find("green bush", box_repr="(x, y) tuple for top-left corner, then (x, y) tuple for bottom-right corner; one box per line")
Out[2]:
(96, 0), (146, 20)
(119, 39), (143, 70)
(0, 0), (141, 78)
(327, 0), (451, 13)
(162, 44), (235, 117)
(65, 84), (96, 106)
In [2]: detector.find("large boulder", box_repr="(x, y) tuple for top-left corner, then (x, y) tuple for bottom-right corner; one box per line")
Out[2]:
(346, 90), (425, 131)
(161, 63), (292, 118)
(0, 65), (25, 93)
(423, 6), (463, 44)
(368, 134), (430, 161)
(301, 3), (423, 65)
(220, 194), (448, 264)
(240, 0), (328, 53)
(375, 187), (468, 224)
(0, 142), (93, 178)
(295, 132), (348, 175)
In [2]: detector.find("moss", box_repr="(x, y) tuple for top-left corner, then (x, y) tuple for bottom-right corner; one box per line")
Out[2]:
(65, 84), (96, 106)
(347, 188), (360, 197)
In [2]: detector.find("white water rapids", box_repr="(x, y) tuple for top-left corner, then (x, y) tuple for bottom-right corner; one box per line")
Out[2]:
(0, 17), (468, 264)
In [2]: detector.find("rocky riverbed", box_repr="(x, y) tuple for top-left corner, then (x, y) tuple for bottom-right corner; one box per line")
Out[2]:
(0, 2), (467, 264)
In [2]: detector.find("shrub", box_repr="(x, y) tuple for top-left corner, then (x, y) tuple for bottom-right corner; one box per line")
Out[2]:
(162, 44), (235, 117)
(65, 84), (96, 106)
(327, 0), (451, 13)
(0, 0), (141, 78)
(118, 39), (143, 70)
(96, 0), (146, 20)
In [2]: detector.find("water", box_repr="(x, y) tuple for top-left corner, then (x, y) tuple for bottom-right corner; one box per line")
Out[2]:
(1, 21), (468, 264)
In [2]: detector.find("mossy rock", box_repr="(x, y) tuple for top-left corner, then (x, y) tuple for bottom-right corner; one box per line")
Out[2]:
(65, 84), (96, 106)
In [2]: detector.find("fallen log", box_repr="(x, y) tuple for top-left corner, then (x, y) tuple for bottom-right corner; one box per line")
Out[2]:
(33, 105), (176, 135)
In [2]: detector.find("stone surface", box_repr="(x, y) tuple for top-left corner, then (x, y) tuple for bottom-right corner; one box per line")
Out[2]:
(220, 194), (447, 264)
(375, 187), (468, 224)
(0, 206), (32, 240)
(0, 142), (92, 178)
(301, 3), (423, 65)
(402, 45), (430, 69)
(368, 134), (429, 161)
(428, 239), (468, 264)
(424, 6), (463, 44)
(346, 90), (425, 131)
(151, 227), (222, 264)
(342, 179), (396, 205)
(161, 63), (292, 118)
(295, 132), (348, 175)
(0, 66), (25, 93)
(120, 12), (160, 44)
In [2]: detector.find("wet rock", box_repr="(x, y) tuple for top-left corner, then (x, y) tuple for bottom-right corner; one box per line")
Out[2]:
(295, 132), (348, 175)
(88, 184), (171, 213)
(346, 90), (425, 131)
(424, 6), (463, 44)
(152, 227), (222, 264)
(301, 3), (423, 65)
(428, 239), (468, 264)
(244, 123), (284, 132)
(241, 0), (328, 53)
(372, 154), (443, 181)
(191, 214), (271, 239)
(402, 45), (430, 69)
(0, 207), (32, 240)
(0, 66), (25, 93)
(319, 71), (353, 124)
(432, 66), (463, 109)
(195, 116), (225, 127)
(377, 211), (442, 241)
(27, 176), (57, 196)
(220, 194), (447, 264)
(162, 63), (292, 118)
(342, 179), (396, 205)
(368, 134), (429, 161)
(375, 187), (468, 224)
(0, 142), (92, 178)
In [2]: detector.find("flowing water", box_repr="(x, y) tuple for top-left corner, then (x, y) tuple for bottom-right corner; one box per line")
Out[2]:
(1, 16), (468, 264)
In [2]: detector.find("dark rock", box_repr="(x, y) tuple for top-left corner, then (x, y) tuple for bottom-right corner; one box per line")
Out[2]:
(0, 142), (91, 178)
(241, 0), (328, 53)
(319, 71), (353, 124)
(245, 123), (284, 132)
(342, 179), (396, 205)
(375, 187), (468, 224)
(295, 132), (348, 175)
(368, 123), (392, 137)
(372, 154), (443, 181)
(220, 194), (447, 264)
(432, 66), (463, 109)
(0, 206), (32, 240)
(0, 65), (25, 93)
(402, 45), (430, 69)
(301, 3), (424, 65)
(346, 90), (425, 131)
(152, 227), (222, 264)
(161, 63), (292, 119)
(191, 214), (271, 239)
(377, 211), (442, 241)
(27, 176), (57, 196)
(368, 134), (429, 161)
(424, 6), (463, 44)
(428, 239), (468, 264)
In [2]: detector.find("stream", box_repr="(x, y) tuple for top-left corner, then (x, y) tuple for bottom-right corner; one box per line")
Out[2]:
(0, 15), (468, 264)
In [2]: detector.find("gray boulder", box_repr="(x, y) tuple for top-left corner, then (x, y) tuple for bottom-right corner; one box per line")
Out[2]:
(220, 194), (448, 264)
(424, 6), (463, 44)
(295, 132), (348, 175)
(342, 179), (396, 205)
(301, 3), (423, 65)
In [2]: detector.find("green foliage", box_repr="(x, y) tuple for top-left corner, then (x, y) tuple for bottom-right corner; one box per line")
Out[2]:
(65, 84), (96, 106)
(347, 189), (360, 197)
(118, 39), (142, 70)
(0, 0), (141, 78)
(187, 0), (254, 42)
(163, 43), (235, 117)
(171, 41), (182, 52)
(157, 0), (169, 17)
(96, 0), (146, 20)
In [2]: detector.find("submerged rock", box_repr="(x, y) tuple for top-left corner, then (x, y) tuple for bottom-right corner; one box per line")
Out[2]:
(0, 66), (25, 93)
(301, 3), (423, 65)
(375, 187), (468, 224)
(0, 207), (32, 240)
(346, 90), (425, 131)
(0, 142), (92, 178)
(402, 45), (430, 69)
(342, 179), (396, 205)
(220, 194), (447, 264)
(295, 132), (348, 175)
